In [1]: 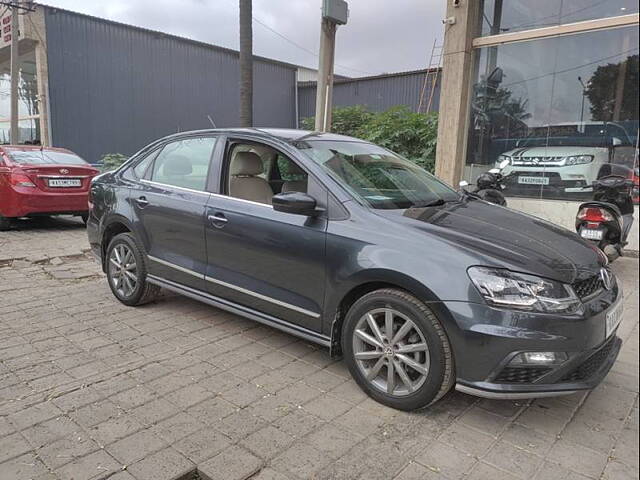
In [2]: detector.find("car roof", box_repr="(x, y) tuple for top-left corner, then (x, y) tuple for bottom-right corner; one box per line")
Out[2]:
(160, 128), (368, 144)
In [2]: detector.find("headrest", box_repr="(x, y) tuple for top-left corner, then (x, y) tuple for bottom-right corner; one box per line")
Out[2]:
(231, 151), (263, 176)
(164, 154), (192, 176)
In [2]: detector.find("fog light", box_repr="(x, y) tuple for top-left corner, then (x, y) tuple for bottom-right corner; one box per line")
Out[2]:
(509, 352), (568, 366)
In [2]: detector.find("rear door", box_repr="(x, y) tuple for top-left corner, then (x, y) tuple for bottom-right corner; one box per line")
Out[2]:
(129, 135), (217, 291)
(204, 137), (327, 333)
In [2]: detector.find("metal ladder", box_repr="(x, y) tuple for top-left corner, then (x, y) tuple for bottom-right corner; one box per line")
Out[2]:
(417, 38), (443, 114)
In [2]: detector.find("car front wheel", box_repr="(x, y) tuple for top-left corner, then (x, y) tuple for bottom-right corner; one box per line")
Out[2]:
(106, 232), (160, 306)
(342, 289), (454, 410)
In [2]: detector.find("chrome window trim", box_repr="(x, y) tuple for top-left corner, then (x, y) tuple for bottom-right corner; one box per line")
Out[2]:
(140, 179), (210, 196)
(147, 255), (319, 318)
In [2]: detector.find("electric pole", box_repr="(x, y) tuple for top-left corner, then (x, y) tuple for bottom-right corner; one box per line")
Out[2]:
(239, 0), (253, 127)
(10, 0), (20, 144)
(314, 0), (348, 132)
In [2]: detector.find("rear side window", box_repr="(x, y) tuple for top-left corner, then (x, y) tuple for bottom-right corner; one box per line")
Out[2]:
(133, 151), (156, 178)
(150, 137), (216, 191)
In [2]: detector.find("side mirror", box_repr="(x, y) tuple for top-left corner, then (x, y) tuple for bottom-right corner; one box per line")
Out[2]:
(459, 180), (470, 188)
(272, 191), (317, 216)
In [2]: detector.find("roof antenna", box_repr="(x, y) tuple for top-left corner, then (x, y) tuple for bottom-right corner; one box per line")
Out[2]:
(207, 115), (217, 128)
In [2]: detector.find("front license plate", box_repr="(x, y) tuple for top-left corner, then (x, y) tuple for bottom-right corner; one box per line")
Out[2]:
(48, 178), (81, 188)
(606, 300), (623, 338)
(518, 176), (550, 185)
(580, 228), (604, 241)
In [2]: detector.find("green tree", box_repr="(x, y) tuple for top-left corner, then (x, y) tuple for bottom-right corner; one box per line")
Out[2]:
(100, 153), (129, 172)
(302, 105), (439, 172)
(586, 54), (639, 121)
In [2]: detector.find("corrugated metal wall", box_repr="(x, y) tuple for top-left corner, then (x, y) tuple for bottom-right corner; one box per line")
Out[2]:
(44, 8), (297, 163)
(298, 70), (441, 121)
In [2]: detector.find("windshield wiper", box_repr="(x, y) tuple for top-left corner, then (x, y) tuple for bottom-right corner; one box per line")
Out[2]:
(414, 198), (446, 208)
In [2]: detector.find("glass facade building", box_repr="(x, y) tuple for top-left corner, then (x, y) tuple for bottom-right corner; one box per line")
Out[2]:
(461, 0), (639, 202)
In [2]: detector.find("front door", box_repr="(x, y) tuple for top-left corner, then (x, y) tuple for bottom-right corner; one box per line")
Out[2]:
(130, 136), (217, 291)
(204, 139), (327, 332)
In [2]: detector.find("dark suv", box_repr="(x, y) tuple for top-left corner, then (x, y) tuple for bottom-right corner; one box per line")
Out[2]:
(87, 128), (623, 410)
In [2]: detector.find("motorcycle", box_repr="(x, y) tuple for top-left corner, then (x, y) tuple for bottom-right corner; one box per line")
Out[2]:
(459, 159), (511, 206)
(575, 174), (635, 262)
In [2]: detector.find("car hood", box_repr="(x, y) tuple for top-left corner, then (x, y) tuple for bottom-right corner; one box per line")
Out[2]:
(375, 198), (603, 284)
(502, 145), (607, 158)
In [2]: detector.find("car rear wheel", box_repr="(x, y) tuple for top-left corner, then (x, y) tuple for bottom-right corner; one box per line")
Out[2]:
(0, 214), (12, 231)
(106, 233), (160, 306)
(342, 289), (454, 410)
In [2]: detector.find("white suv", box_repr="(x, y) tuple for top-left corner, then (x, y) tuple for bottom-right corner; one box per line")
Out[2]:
(497, 122), (635, 197)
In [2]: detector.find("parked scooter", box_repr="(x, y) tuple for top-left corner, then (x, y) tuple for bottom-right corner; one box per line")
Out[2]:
(575, 174), (635, 262)
(459, 159), (511, 206)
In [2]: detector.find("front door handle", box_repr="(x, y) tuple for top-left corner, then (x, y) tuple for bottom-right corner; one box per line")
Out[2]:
(208, 213), (228, 228)
(136, 196), (149, 208)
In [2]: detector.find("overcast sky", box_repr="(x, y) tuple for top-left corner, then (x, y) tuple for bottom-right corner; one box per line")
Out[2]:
(41, 0), (445, 77)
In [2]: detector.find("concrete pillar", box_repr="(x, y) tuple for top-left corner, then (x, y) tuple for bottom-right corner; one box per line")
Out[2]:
(24, 6), (51, 146)
(434, 0), (480, 186)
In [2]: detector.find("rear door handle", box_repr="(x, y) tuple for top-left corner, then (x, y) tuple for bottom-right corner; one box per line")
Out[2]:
(208, 213), (228, 228)
(135, 196), (149, 207)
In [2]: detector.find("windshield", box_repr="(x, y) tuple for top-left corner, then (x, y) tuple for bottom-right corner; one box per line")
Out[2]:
(296, 140), (459, 209)
(6, 150), (88, 166)
(517, 123), (633, 148)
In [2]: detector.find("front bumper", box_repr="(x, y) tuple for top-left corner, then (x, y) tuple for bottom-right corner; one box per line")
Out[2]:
(442, 282), (623, 399)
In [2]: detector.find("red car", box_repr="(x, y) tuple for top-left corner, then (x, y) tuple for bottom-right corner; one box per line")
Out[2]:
(0, 145), (100, 231)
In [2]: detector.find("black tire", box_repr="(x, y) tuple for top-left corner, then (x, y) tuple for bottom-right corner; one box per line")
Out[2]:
(0, 214), (11, 231)
(342, 288), (454, 411)
(106, 232), (160, 306)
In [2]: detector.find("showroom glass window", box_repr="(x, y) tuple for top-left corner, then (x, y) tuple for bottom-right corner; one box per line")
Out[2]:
(466, 5), (639, 201)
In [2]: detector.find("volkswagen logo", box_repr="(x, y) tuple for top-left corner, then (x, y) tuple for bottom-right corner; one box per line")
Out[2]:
(59, 168), (69, 174)
(600, 268), (613, 290)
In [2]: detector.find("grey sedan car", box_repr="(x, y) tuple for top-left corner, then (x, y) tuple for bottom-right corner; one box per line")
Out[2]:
(87, 129), (622, 410)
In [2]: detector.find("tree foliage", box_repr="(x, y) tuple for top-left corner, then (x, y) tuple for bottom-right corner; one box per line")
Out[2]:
(586, 54), (639, 121)
(301, 105), (438, 172)
(100, 153), (129, 172)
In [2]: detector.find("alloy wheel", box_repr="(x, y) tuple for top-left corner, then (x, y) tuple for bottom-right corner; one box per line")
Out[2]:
(352, 307), (430, 397)
(108, 244), (138, 298)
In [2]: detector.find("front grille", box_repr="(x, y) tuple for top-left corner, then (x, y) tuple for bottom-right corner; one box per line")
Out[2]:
(560, 337), (616, 383)
(572, 275), (604, 299)
(494, 366), (551, 384)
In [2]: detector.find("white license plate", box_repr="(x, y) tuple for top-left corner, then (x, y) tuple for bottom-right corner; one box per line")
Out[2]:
(48, 178), (81, 188)
(606, 300), (623, 338)
(580, 228), (604, 241)
(518, 176), (550, 185)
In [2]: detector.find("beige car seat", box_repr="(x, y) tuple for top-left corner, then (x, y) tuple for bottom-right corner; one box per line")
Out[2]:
(229, 151), (274, 204)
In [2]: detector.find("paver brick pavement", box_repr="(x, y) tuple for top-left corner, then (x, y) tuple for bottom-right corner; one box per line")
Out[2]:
(0, 220), (638, 479)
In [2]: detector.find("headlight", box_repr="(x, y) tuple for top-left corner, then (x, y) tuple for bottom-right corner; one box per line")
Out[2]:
(565, 155), (593, 166)
(468, 267), (582, 314)
(498, 155), (511, 165)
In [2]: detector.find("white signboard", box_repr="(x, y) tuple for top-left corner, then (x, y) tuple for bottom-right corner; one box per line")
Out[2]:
(0, 10), (23, 50)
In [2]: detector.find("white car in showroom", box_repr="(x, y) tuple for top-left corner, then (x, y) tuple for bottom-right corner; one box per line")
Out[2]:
(497, 122), (636, 198)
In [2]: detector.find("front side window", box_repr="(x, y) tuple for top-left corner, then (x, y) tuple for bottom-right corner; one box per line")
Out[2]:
(297, 140), (459, 209)
(150, 137), (216, 191)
